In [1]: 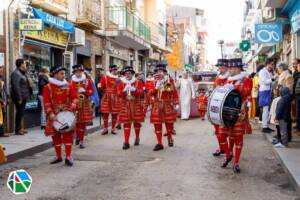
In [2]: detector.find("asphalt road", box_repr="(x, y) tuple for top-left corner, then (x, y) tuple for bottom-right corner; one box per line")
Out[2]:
(0, 117), (299, 200)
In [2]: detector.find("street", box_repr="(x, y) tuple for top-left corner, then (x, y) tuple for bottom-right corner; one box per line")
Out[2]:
(0, 117), (298, 200)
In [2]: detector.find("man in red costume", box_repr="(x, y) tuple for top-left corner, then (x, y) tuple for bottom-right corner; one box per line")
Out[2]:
(219, 58), (252, 173)
(197, 88), (208, 120)
(117, 66), (144, 150)
(43, 65), (78, 166)
(70, 64), (94, 149)
(98, 65), (121, 135)
(212, 59), (230, 157)
(144, 64), (179, 151)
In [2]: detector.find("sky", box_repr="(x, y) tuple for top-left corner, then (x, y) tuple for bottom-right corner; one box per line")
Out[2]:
(171, 0), (245, 65)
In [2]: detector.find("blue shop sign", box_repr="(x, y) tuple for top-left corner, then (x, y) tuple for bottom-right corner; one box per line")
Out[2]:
(255, 23), (283, 44)
(32, 8), (74, 33)
(288, 0), (300, 33)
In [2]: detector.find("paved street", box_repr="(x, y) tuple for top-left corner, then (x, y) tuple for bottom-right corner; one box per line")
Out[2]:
(0, 118), (299, 200)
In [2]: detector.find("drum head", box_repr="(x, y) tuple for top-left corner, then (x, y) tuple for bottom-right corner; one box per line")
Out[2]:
(222, 89), (242, 127)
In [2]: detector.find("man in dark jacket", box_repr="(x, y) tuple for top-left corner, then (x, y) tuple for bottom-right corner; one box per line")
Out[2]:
(0, 65), (8, 137)
(275, 87), (292, 148)
(10, 58), (32, 135)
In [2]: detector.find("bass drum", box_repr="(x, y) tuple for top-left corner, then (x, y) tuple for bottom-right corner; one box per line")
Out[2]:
(53, 111), (76, 133)
(207, 85), (242, 128)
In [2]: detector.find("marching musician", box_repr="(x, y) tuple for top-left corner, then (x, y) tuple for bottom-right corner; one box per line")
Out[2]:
(117, 66), (144, 150)
(43, 65), (78, 166)
(70, 64), (94, 149)
(212, 59), (230, 157)
(144, 64), (179, 151)
(98, 65), (121, 135)
(219, 58), (252, 173)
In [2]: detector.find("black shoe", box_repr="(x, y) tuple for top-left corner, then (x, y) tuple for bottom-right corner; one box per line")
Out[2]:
(233, 164), (241, 173)
(172, 130), (176, 135)
(213, 150), (225, 157)
(123, 143), (130, 150)
(168, 139), (174, 147)
(111, 130), (117, 135)
(272, 140), (279, 145)
(163, 133), (168, 137)
(41, 126), (46, 130)
(134, 138), (140, 146)
(116, 124), (122, 130)
(79, 144), (85, 149)
(65, 158), (74, 167)
(75, 138), (80, 146)
(15, 131), (24, 135)
(101, 129), (108, 135)
(262, 128), (272, 133)
(221, 156), (233, 168)
(153, 144), (164, 151)
(266, 127), (275, 132)
(50, 157), (63, 164)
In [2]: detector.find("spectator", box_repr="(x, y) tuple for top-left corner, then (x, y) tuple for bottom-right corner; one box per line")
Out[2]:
(0, 65), (8, 137)
(270, 87), (281, 145)
(10, 58), (32, 135)
(292, 58), (300, 96)
(294, 63), (300, 135)
(275, 87), (292, 148)
(38, 67), (49, 130)
(258, 58), (274, 133)
(277, 62), (294, 93)
(95, 68), (104, 117)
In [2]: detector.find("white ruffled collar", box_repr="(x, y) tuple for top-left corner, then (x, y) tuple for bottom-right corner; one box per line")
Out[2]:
(107, 71), (119, 79)
(218, 71), (230, 80)
(146, 77), (154, 81)
(71, 73), (86, 82)
(49, 78), (68, 86)
(120, 76), (137, 84)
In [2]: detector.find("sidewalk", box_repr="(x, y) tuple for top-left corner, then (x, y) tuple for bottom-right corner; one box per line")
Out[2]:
(1, 117), (102, 163)
(263, 125), (300, 195)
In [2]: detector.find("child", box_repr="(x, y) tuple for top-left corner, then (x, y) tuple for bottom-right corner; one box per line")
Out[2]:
(269, 87), (281, 145)
(275, 87), (292, 148)
(197, 88), (208, 120)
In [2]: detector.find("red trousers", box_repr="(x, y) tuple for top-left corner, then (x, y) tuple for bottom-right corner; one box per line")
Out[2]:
(76, 123), (86, 144)
(123, 123), (141, 143)
(103, 113), (118, 130)
(154, 123), (174, 145)
(52, 132), (73, 159)
(220, 134), (243, 165)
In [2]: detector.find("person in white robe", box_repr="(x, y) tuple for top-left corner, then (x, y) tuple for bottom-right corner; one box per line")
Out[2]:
(178, 72), (195, 120)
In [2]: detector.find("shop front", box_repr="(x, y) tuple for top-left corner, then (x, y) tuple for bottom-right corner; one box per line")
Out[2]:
(20, 8), (74, 127)
(106, 40), (130, 70)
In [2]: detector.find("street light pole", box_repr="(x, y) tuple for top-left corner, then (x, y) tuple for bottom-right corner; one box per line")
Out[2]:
(217, 40), (224, 59)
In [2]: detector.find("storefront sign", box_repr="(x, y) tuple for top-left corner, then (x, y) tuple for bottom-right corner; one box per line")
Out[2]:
(19, 19), (43, 31)
(288, 0), (300, 33)
(32, 8), (74, 33)
(25, 26), (68, 46)
(0, 53), (4, 66)
(255, 23), (283, 44)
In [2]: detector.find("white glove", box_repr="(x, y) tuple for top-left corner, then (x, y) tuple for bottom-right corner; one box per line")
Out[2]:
(130, 86), (136, 92)
(155, 81), (162, 89)
(175, 105), (180, 110)
(78, 87), (86, 93)
(123, 85), (130, 92)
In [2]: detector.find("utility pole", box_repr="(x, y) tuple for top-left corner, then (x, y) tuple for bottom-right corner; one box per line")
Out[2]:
(217, 40), (224, 59)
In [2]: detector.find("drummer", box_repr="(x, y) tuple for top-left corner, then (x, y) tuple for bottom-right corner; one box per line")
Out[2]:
(212, 59), (230, 157)
(219, 58), (252, 173)
(43, 65), (78, 166)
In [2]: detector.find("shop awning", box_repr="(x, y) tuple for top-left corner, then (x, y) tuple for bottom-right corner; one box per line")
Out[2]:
(32, 8), (74, 33)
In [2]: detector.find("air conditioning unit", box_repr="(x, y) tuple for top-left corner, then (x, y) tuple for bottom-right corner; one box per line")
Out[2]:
(69, 28), (85, 46)
(263, 7), (276, 21)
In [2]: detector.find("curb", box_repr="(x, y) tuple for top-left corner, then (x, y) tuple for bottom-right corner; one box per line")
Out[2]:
(5, 124), (102, 163)
(262, 132), (300, 196)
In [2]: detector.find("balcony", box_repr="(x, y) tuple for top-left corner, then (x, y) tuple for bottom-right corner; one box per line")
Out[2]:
(149, 22), (167, 51)
(31, 0), (68, 15)
(106, 6), (151, 50)
(262, 0), (288, 9)
(76, 0), (102, 30)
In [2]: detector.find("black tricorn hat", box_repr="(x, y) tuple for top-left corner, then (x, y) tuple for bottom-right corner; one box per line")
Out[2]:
(50, 65), (66, 76)
(121, 66), (135, 75)
(215, 59), (228, 67)
(109, 65), (118, 72)
(72, 64), (84, 73)
(228, 58), (244, 68)
(154, 63), (167, 72)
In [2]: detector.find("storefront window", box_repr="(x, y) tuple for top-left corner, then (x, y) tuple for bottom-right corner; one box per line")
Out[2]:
(23, 42), (50, 110)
